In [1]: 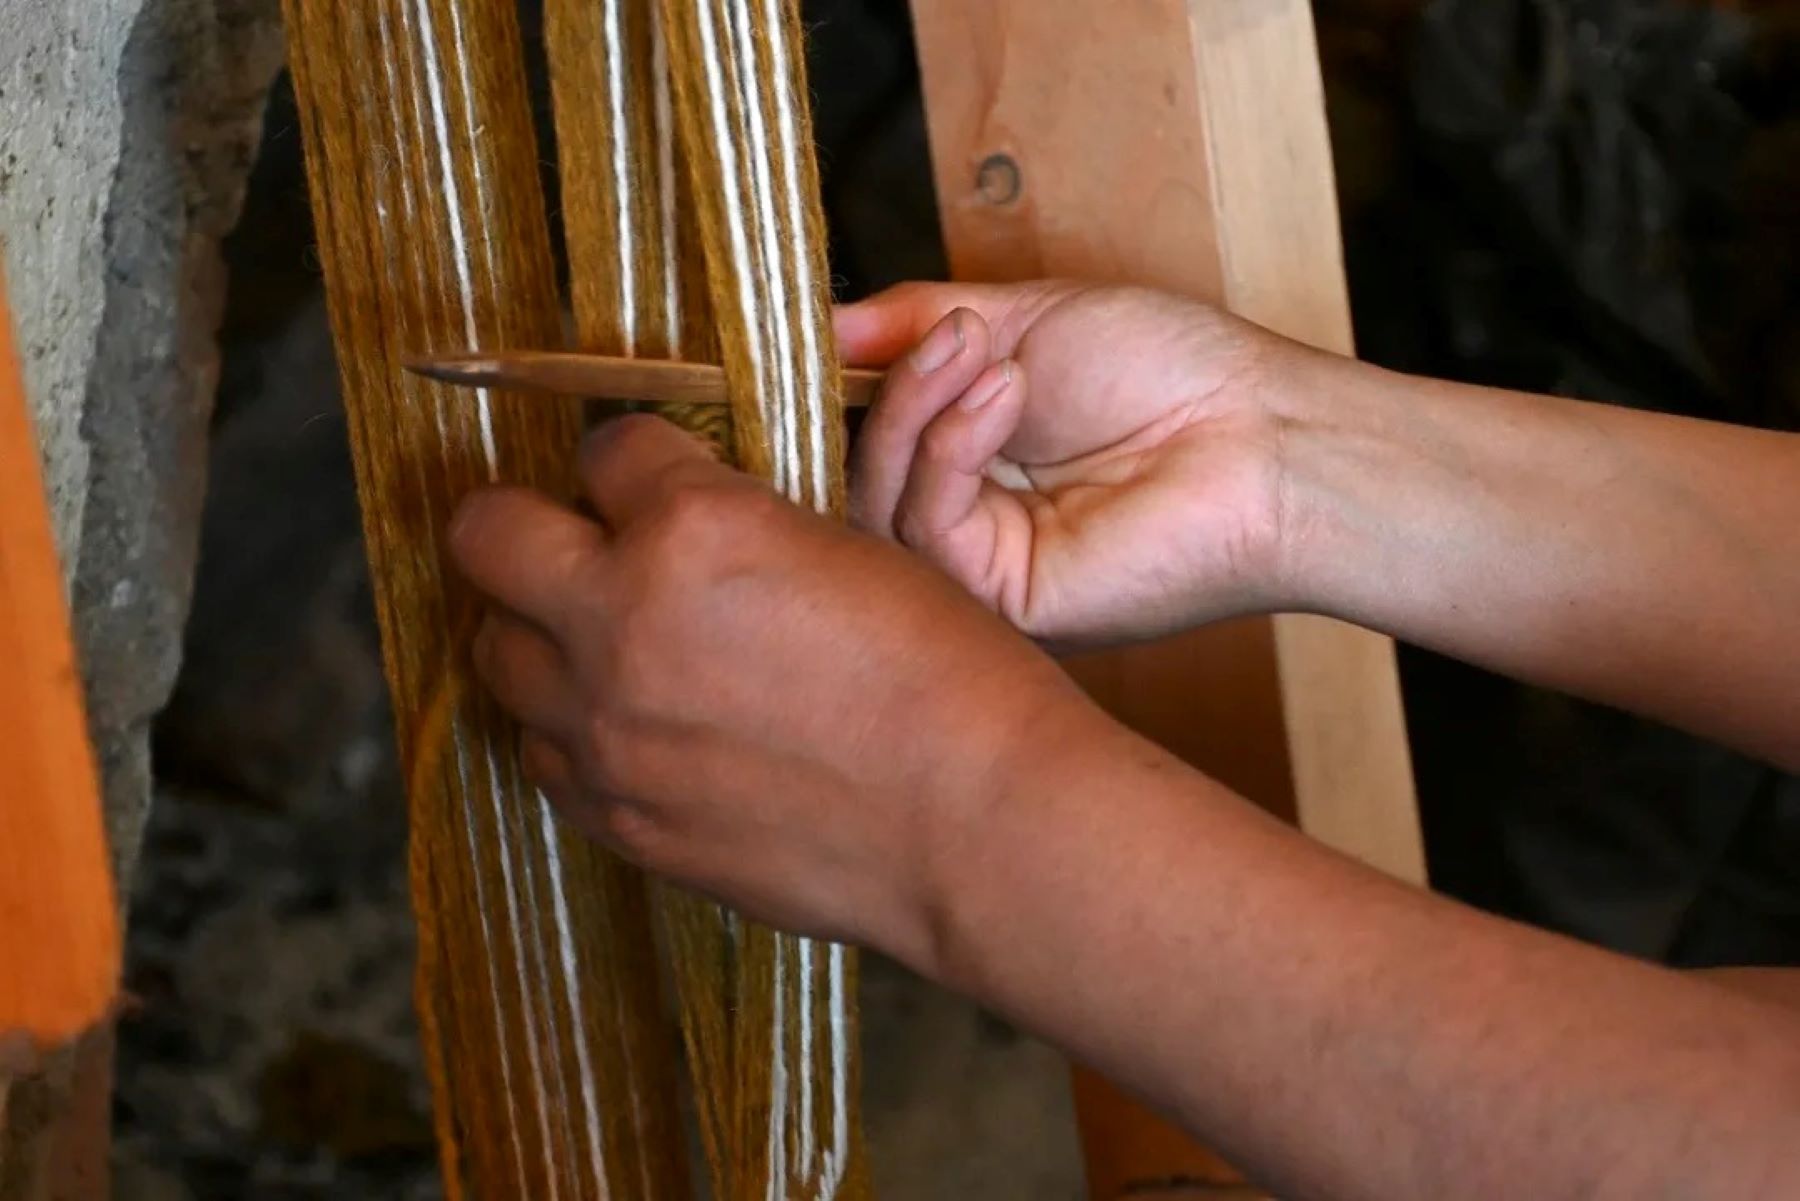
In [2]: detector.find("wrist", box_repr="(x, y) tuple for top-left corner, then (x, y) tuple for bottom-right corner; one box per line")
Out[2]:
(905, 678), (1144, 995)
(1262, 344), (1413, 621)
(895, 670), (1093, 980)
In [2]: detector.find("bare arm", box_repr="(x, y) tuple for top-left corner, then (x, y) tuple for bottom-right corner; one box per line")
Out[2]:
(1701, 969), (1800, 1011)
(935, 717), (1800, 1201)
(836, 282), (1800, 767)
(451, 416), (1800, 1201)
(446, 286), (1800, 1201)
(1277, 348), (1800, 770)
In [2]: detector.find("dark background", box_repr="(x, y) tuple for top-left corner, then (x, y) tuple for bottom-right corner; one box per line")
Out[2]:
(116, 1), (1800, 1196)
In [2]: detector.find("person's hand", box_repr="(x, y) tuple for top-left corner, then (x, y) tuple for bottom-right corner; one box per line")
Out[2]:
(447, 415), (1103, 967)
(837, 282), (1294, 646)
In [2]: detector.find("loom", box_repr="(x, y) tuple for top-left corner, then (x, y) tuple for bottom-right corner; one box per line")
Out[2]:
(275, 1), (1424, 1197)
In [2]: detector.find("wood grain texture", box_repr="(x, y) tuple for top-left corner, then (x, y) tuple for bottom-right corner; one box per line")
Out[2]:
(909, 0), (1424, 884)
(0, 260), (119, 1053)
(909, 2), (1426, 1196)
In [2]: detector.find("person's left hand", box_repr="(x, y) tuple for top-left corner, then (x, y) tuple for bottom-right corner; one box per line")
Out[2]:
(448, 414), (1103, 966)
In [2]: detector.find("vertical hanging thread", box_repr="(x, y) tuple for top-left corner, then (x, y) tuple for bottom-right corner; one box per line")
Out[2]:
(284, 1), (690, 1197)
(291, 0), (868, 1196)
(651, 0), (868, 1197)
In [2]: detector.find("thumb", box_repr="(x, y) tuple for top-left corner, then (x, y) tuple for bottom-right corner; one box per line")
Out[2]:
(893, 360), (1027, 586)
(834, 283), (973, 367)
(835, 280), (1071, 366)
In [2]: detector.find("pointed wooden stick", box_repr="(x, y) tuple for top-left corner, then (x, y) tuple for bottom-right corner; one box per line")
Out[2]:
(405, 350), (884, 408)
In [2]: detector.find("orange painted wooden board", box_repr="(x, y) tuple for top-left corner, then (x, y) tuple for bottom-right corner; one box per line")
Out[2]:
(0, 262), (119, 1054)
(908, 1), (1426, 1195)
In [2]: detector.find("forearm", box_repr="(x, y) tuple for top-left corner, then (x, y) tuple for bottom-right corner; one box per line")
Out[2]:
(1701, 968), (1800, 1012)
(1274, 348), (1800, 768)
(917, 722), (1800, 1200)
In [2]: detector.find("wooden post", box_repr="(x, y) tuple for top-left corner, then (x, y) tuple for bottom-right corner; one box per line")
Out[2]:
(906, 2), (1427, 1195)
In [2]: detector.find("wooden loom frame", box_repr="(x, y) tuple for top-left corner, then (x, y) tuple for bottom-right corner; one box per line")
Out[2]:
(905, 2), (1426, 1194)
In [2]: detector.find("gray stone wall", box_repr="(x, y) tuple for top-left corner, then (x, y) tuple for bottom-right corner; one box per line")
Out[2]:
(0, 1), (142, 566)
(0, 0), (283, 1194)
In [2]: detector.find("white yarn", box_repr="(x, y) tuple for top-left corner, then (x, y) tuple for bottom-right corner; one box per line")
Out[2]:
(411, 0), (499, 476)
(443, 0), (506, 479)
(759, 0), (830, 511)
(602, 0), (638, 356)
(540, 796), (613, 1201)
(724, 0), (802, 499)
(797, 936), (815, 1168)
(448, 727), (530, 1197)
(515, 773), (586, 1199)
(820, 940), (851, 1198)
(695, 0), (775, 451)
(374, 4), (448, 451)
(651, 6), (682, 355)
(766, 933), (789, 1201)
(482, 747), (563, 1201)
(692, 6), (850, 1194)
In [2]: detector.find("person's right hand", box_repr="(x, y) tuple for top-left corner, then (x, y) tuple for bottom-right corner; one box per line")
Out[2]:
(837, 282), (1296, 647)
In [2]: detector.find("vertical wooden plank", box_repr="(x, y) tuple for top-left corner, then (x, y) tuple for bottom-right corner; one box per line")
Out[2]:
(909, 0), (1422, 875)
(0, 260), (119, 1057)
(0, 260), (118, 1200)
(908, 2), (1426, 1195)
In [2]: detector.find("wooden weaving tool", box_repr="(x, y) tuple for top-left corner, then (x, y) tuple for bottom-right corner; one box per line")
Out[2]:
(405, 351), (883, 408)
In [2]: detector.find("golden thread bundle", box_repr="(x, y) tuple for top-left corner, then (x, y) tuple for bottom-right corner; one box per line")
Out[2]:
(284, 0), (866, 1196)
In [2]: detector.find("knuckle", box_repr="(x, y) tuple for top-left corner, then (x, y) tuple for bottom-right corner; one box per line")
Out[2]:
(579, 719), (633, 792)
(920, 418), (964, 468)
(517, 734), (566, 791)
(601, 625), (661, 701)
(580, 413), (658, 478)
(646, 478), (769, 556)
(657, 481), (730, 538)
(544, 532), (603, 596)
(894, 505), (931, 548)
(449, 487), (512, 558)
(600, 803), (662, 863)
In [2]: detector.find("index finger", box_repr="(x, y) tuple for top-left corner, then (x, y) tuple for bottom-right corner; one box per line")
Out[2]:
(579, 413), (733, 533)
(449, 485), (608, 635)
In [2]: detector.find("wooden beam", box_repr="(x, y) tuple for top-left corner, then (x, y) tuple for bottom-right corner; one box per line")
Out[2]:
(908, 1), (1426, 1195)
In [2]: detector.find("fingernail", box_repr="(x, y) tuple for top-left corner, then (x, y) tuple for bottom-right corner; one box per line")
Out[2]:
(961, 361), (1014, 412)
(909, 311), (965, 376)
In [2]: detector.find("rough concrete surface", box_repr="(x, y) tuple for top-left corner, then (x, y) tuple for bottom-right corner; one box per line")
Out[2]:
(0, 0), (142, 566)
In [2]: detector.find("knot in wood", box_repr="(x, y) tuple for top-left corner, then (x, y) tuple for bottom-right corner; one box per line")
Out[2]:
(975, 153), (1022, 205)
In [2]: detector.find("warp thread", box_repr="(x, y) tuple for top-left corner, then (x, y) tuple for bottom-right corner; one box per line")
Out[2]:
(286, 0), (866, 1197)
(286, 0), (688, 1196)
